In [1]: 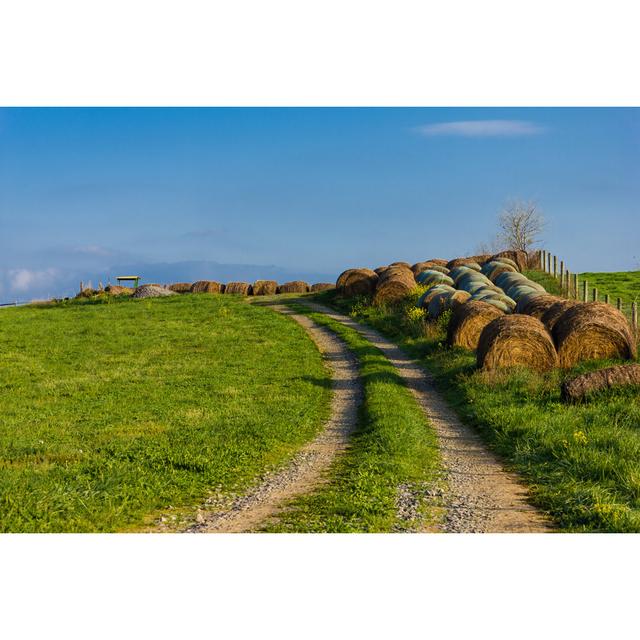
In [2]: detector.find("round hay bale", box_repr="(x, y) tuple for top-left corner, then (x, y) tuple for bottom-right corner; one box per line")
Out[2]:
(336, 268), (378, 296)
(411, 261), (450, 276)
(427, 289), (472, 318)
(389, 261), (411, 268)
(552, 302), (637, 368)
(310, 283), (335, 292)
(471, 289), (515, 310)
(446, 258), (482, 271)
(477, 315), (558, 372)
(425, 258), (448, 266)
(417, 284), (456, 309)
(132, 284), (177, 299)
(278, 281), (310, 294)
(516, 294), (561, 317)
(416, 270), (455, 287)
(191, 280), (222, 294)
(540, 299), (580, 332)
(482, 261), (517, 282)
(505, 283), (545, 302)
(494, 271), (528, 291)
(449, 265), (478, 284)
(477, 298), (513, 314)
(373, 268), (416, 306)
(252, 280), (278, 296)
(527, 250), (543, 269)
(447, 301), (504, 350)
(561, 364), (640, 403)
(374, 266), (388, 275)
(225, 282), (253, 295)
(488, 256), (519, 271)
(490, 250), (528, 272)
(168, 282), (192, 293)
(105, 285), (133, 296)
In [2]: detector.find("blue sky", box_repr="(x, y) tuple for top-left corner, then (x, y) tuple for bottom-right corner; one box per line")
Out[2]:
(0, 107), (638, 301)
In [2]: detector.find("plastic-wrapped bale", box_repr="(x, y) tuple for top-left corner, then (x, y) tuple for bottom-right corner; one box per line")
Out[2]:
(516, 294), (562, 317)
(278, 281), (310, 294)
(168, 282), (192, 293)
(472, 296), (513, 314)
(477, 315), (558, 372)
(446, 258), (482, 271)
(505, 282), (545, 302)
(561, 364), (640, 403)
(411, 260), (450, 276)
(416, 270), (455, 287)
(191, 280), (223, 294)
(225, 282), (253, 295)
(446, 300), (505, 350)
(481, 261), (517, 282)
(490, 250), (528, 272)
(541, 299), (580, 332)
(310, 283), (334, 292)
(417, 284), (456, 309)
(252, 280), (278, 296)
(373, 268), (416, 306)
(494, 271), (529, 291)
(132, 284), (177, 299)
(427, 289), (471, 319)
(336, 268), (379, 296)
(449, 265), (479, 284)
(552, 302), (637, 368)
(471, 290), (516, 312)
(487, 256), (519, 271)
(457, 273), (494, 294)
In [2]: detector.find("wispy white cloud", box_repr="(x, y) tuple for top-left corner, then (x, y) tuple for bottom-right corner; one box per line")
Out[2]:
(72, 244), (114, 257)
(7, 267), (59, 292)
(416, 120), (546, 138)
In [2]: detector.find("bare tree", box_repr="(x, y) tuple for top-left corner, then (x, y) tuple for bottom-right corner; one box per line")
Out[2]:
(498, 200), (545, 253)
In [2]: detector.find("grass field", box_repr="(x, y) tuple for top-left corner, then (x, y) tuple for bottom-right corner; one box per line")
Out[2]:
(318, 285), (640, 532)
(579, 271), (640, 310)
(0, 294), (331, 532)
(263, 302), (443, 532)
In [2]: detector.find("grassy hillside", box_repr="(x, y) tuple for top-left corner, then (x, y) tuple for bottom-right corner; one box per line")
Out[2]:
(579, 271), (640, 308)
(0, 294), (330, 532)
(318, 289), (640, 532)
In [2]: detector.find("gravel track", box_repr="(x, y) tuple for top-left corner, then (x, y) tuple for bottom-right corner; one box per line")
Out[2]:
(185, 305), (362, 533)
(301, 301), (551, 533)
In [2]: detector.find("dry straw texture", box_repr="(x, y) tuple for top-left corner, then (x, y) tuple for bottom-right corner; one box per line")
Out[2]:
(252, 280), (278, 296)
(310, 283), (334, 292)
(411, 261), (449, 276)
(446, 300), (504, 350)
(191, 280), (222, 294)
(516, 294), (561, 318)
(446, 257), (482, 270)
(477, 315), (558, 372)
(540, 299), (580, 332)
(553, 302), (637, 368)
(168, 282), (192, 293)
(373, 267), (415, 306)
(225, 282), (253, 295)
(427, 289), (471, 319)
(561, 364), (640, 403)
(277, 281), (310, 294)
(106, 285), (133, 296)
(336, 268), (378, 296)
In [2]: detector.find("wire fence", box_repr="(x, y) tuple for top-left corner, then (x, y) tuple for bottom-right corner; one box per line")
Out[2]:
(538, 249), (638, 333)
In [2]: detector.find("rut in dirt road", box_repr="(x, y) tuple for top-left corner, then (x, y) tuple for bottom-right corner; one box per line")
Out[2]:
(186, 305), (362, 533)
(301, 301), (551, 533)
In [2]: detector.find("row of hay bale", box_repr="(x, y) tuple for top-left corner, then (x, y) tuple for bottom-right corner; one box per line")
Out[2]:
(97, 280), (334, 299)
(447, 297), (637, 372)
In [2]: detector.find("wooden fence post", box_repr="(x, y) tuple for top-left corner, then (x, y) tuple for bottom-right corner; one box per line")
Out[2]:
(80, 281), (84, 293)
(573, 273), (578, 300)
(604, 293), (610, 305)
(592, 288), (598, 302)
(617, 298), (622, 312)
(633, 302), (638, 334)
(583, 280), (588, 303)
(540, 250), (545, 270)
(547, 252), (552, 274)
(559, 260), (564, 284)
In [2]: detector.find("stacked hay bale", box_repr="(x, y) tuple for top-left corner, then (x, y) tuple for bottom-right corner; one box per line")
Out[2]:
(416, 270), (455, 288)
(133, 284), (177, 299)
(336, 268), (378, 296)
(541, 299), (580, 332)
(426, 289), (471, 319)
(516, 294), (562, 318)
(373, 264), (416, 306)
(168, 282), (192, 293)
(310, 283), (334, 292)
(490, 250), (529, 272)
(477, 315), (558, 372)
(411, 260), (449, 276)
(252, 280), (278, 296)
(447, 301), (505, 350)
(561, 364), (640, 402)
(552, 302), (637, 368)
(105, 285), (133, 296)
(225, 282), (253, 295)
(191, 280), (223, 294)
(278, 281), (310, 294)
(446, 257), (482, 271)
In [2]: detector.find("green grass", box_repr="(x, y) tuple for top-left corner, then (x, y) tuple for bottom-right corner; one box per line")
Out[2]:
(579, 270), (640, 309)
(316, 289), (640, 532)
(0, 294), (331, 532)
(262, 302), (443, 533)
